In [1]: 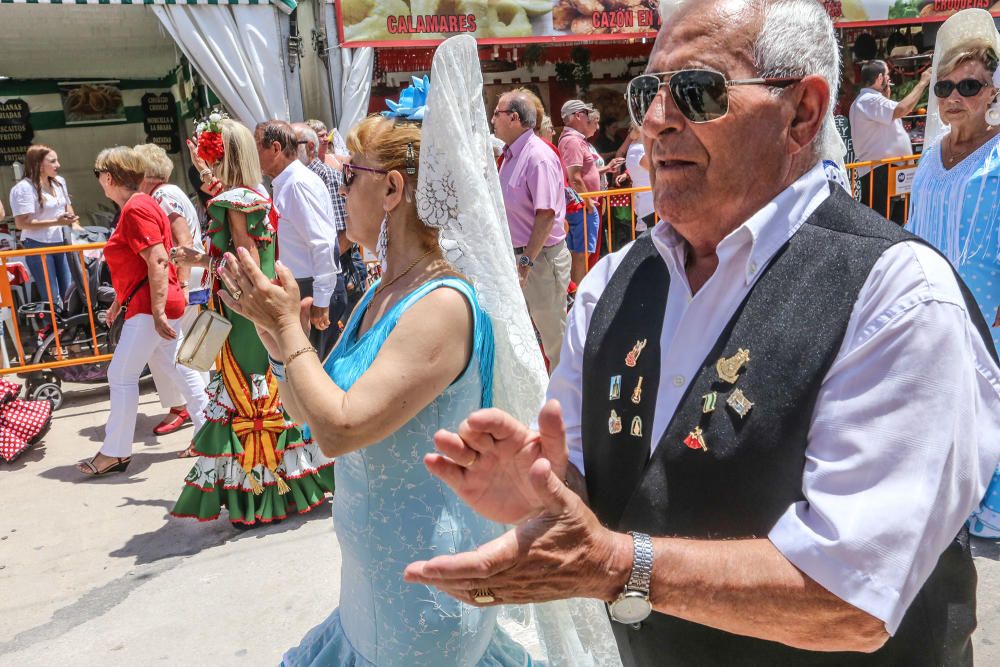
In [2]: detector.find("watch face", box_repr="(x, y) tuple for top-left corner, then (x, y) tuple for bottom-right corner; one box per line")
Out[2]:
(610, 593), (652, 624)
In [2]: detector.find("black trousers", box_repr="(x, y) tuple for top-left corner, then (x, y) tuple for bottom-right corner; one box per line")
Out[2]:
(859, 164), (906, 225)
(296, 275), (348, 363)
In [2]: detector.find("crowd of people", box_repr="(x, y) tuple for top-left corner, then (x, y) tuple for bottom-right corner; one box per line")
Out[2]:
(2, 0), (1000, 665)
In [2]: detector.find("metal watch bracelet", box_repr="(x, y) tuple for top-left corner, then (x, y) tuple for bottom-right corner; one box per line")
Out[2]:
(627, 531), (653, 593)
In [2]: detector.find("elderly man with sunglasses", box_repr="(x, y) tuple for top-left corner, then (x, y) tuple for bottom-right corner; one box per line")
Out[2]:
(403, 1), (1000, 666)
(849, 60), (930, 224)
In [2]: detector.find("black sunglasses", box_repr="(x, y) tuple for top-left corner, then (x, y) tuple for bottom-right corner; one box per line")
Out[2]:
(625, 69), (803, 125)
(933, 78), (991, 99)
(341, 162), (389, 188)
(93, 169), (106, 179)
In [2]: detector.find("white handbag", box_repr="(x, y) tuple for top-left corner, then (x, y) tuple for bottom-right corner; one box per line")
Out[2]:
(176, 309), (232, 372)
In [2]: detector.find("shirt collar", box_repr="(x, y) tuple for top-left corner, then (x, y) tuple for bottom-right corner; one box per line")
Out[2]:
(652, 161), (830, 286)
(561, 126), (585, 141)
(505, 129), (535, 160)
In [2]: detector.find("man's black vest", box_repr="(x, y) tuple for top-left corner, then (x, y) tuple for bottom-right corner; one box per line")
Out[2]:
(581, 186), (994, 666)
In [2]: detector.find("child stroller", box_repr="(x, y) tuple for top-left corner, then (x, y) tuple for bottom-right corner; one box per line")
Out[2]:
(15, 227), (115, 409)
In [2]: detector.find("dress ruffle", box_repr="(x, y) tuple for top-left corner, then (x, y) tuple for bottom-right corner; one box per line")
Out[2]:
(171, 373), (334, 525)
(206, 187), (275, 253)
(281, 609), (536, 667)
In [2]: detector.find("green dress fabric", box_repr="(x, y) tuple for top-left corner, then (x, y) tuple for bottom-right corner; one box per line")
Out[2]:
(170, 187), (334, 526)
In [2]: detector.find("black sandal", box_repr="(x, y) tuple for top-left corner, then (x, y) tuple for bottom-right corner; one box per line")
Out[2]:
(78, 455), (131, 476)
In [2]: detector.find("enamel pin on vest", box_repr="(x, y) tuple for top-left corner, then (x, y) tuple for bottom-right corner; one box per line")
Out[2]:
(631, 416), (643, 437)
(631, 377), (644, 404)
(609, 409), (623, 434)
(610, 375), (622, 400)
(716, 348), (751, 384)
(702, 391), (718, 414)
(726, 388), (754, 419)
(625, 339), (648, 367)
(684, 426), (708, 452)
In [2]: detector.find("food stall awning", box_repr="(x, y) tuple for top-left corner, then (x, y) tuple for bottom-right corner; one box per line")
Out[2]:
(0, 0), (295, 11)
(825, 1), (1000, 27)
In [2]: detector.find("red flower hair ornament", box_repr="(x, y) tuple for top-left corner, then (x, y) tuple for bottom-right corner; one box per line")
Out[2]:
(194, 111), (229, 165)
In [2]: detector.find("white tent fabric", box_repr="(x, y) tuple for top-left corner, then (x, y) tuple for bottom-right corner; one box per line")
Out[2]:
(153, 4), (290, 124)
(336, 47), (375, 136)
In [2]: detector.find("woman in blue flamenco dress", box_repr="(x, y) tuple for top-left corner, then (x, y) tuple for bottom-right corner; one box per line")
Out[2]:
(217, 36), (620, 667)
(909, 16), (1000, 538)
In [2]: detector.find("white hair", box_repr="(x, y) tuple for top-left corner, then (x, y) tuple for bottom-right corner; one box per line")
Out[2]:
(294, 125), (320, 164)
(659, 0), (841, 155)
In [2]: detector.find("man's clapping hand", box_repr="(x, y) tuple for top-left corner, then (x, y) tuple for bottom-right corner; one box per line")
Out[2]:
(424, 400), (570, 525)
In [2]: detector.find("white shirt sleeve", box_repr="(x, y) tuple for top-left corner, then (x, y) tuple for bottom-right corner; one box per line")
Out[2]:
(768, 241), (1000, 635)
(856, 91), (899, 126)
(9, 181), (38, 217)
(547, 247), (634, 474)
(291, 181), (340, 309)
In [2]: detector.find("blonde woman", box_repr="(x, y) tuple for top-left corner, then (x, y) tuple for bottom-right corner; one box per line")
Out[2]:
(134, 143), (210, 439)
(77, 147), (208, 477)
(169, 120), (333, 527)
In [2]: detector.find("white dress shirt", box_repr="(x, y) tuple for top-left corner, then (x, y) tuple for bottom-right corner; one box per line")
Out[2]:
(271, 159), (341, 308)
(849, 88), (913, 175)
(548, 162), (1000, 635)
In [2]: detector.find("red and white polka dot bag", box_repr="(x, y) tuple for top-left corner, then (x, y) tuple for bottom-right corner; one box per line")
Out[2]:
(0, 399), (52, 462)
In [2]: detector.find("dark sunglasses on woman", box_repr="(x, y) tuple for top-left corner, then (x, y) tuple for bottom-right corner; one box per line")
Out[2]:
(933, 78), (991, 99)
(625, 69), (803, 125)
(341, 162), (388, 188)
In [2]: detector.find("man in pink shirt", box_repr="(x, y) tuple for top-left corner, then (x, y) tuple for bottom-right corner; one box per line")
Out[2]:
(494, 89), (570, 372)
(558, 99), (605, 284)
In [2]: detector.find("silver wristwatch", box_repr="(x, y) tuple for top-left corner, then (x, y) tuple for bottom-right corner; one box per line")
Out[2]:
(608, 531), (653, 625)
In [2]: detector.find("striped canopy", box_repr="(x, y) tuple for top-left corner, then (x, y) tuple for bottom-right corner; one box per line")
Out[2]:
(0, 0), (295, 12)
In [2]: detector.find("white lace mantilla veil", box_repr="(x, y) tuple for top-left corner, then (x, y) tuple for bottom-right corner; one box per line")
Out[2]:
(925, 9), (1000, 149)
(416, 35), (623, 667)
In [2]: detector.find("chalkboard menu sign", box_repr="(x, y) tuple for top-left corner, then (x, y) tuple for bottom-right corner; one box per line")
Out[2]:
(0, 99), (34, 166)
(834, 114), (861, 202)
(142, 93), (180, 154)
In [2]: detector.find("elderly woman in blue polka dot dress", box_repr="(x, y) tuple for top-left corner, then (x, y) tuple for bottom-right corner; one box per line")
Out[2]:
(910, 39), (1000, 537)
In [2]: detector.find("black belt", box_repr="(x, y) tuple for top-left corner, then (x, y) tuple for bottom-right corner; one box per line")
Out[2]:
(514, 241), (563, 255)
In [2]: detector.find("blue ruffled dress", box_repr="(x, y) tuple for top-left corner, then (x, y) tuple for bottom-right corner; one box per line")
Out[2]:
(282, 277), (533, 667)
(910, 132), (1000, 537)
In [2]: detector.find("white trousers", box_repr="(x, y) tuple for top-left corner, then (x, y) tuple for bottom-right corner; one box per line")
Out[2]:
(101, 314), (209, 458)
(150, 303), (211, 408)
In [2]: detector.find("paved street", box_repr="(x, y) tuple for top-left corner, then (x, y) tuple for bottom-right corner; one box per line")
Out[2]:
(0, 381), (998, 665)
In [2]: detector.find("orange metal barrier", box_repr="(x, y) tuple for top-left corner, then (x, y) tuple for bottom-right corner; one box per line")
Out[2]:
(0, 242), (112, 379)
(844, 154), (920, 226)
(577, 186), (657, 255)
(576, 153), (920, 256)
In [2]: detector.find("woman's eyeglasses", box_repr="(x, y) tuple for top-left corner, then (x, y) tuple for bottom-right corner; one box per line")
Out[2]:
(93, 169), (106, 179)
(341, 163), (389, 188)
(625, 69), (803, 125)
(933, 78), (991, 99)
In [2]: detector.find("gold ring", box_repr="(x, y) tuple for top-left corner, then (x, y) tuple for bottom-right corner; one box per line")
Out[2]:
(471, 588), (495, 604)
(230, 288), (243, 301)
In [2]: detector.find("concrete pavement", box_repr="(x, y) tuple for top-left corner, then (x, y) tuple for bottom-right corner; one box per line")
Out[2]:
(0, 381), (340, 665)
(0, 380), (998, 665)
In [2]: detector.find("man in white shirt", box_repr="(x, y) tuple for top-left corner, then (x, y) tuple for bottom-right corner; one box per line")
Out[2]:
(404, 1), (1000, 665)
(255, 120), (343, 361)
(849, 60), (930, 224)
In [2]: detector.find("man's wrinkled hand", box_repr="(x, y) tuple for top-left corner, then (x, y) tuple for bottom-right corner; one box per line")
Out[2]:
(404, 456), (631, 606)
